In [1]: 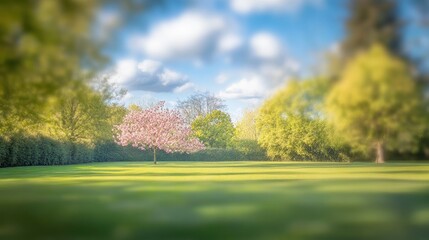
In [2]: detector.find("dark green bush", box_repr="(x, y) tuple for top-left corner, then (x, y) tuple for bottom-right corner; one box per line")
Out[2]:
(94, 141), (126, 162)
(94, 142), (149, 162)
(0, 137), (8, 167)
(92, 141), (267, 162)
(233, 140), (267, 160)
(0, 135), (98, 168)
(7, 135), (25, 166)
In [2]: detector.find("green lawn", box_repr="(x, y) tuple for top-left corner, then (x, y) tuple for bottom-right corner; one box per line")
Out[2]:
(1, 161), (429, 240)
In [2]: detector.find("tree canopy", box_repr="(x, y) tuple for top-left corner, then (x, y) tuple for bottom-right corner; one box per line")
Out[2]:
(191, 110), (235, 149)
(115, 102), (204, 164)
(257, 78), (348, 161)
(235, 109), (259, 141)
(327, 44), (425, 163)
(342, 0), (403, 61)
(0, 0), (105, 135)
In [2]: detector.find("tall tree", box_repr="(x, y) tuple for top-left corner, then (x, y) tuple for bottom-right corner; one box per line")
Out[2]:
(176, 92), (226, 125)
(327, 45), (425, 163)
(0, 0), (104, 135)
(342, 0), (403, 61)
(46, 80), (110, 144)
(0, 0), (149, 136)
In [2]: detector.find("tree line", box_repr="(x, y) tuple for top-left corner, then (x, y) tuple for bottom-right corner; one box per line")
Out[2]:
(255, 0), (429, 162)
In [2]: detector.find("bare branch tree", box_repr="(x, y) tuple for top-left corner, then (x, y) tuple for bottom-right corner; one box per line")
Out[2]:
(176, 92), (226, 125)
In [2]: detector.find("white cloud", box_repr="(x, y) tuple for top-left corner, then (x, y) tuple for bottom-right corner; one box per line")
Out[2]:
(215, 30), (301, 101)
(111, 59), (193, 93)
(218, 76), (268, 100)
(217, 58), (301, 100)
(174, 82), (195, 93)
(250, 32), (283, 61)
(258, 59), (300, 84)
(115, 60), (138, 84)
(130, 11), (238, 61)
(137, 59), (162, 74)
(230, 0), (323, 14)
(217, 33), (243, 54)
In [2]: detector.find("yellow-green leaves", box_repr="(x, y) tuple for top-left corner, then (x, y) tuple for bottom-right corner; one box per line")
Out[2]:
(257, 78), (348, 161)
(191, 110), (235, 148)
(326, 44), (425, 156)
(235, 110), (258, 141)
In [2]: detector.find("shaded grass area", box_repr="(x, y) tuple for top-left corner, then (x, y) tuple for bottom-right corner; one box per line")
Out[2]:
(1, 161), (429, 240)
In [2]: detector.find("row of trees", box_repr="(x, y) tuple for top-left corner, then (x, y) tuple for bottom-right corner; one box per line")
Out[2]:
(256, 45), (427, 163)
(176, 93), (265, 158)
(114, 0), (429, 164)
(113, 91), (267, 164)
(253, 0), (429, 163)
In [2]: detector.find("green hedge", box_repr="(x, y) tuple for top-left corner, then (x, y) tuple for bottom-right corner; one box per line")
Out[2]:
(93, 140), (267, 162)
(0, 137), (8, 167)
(2, 134), (427, 167)
(0, 137), (268, 167)
(0, 135), (97, 167)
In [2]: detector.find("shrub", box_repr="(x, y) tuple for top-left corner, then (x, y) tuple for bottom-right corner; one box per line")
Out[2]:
(0, 135), (98, 168)
(0, 137), (8, 167)
(233, 139), (267, 159)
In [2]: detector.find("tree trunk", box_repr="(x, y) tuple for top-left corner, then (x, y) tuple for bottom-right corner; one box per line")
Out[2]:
(153, 148), (157, 164)
(375, 141), (385, 164)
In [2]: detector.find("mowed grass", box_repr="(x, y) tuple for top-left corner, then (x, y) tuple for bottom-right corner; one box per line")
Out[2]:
(1, 162), (429, 240)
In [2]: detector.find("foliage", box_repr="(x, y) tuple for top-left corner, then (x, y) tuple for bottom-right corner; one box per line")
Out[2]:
(0, 76), (131, 167)
(233, 139), (267, 159)
(341, 0), (403, 61)
(257, 78), (349, 161)
(0, 137), (7, 167)
(0, 1), (193, 167)
(0, 135), (98, 167)
(43, 80), (111, 145)
(326, 44), (425, 163)
(93, 142), (266, 161)
(92, 74), (127, 104)
(191, 110), (235, 149)
(0, 0), (104, 135)
(235, 109), (259, 141)
(115, 102), (205, 163)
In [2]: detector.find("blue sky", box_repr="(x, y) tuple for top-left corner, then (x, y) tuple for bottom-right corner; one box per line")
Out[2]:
(94, 0), (415, 121)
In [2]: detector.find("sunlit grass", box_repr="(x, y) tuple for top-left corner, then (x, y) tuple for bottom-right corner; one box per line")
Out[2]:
(1, 161), (429, 239)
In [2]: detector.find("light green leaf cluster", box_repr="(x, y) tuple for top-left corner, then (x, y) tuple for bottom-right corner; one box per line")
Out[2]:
(257, 78), (348, 161)
(235, 109), (259, 141)
(191, 110), (235, 148)
(40, 81), (113, 146)
(0, 0), (102, 136)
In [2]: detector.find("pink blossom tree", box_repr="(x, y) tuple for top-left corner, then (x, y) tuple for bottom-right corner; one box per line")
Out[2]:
(114, 102), (205, 164)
